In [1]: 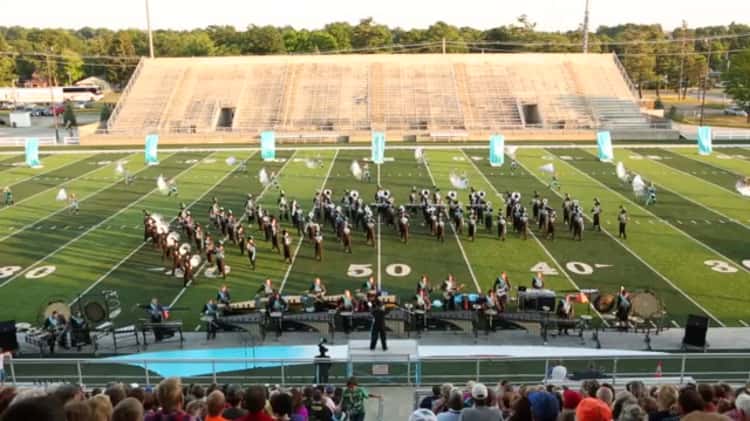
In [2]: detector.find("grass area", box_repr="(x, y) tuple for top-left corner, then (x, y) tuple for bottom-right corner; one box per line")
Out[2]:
(0, 146), (749, 333)
(681, 115), (750, 129)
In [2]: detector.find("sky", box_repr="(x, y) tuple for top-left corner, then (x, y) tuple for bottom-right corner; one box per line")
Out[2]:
(1, 0), (747, 32)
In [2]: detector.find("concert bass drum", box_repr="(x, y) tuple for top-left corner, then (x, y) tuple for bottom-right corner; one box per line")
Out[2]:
(629, 291), (664, 320)
(593, 294), (616, 313)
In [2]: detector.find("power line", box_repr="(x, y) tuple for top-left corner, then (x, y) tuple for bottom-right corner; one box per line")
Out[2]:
(0, 51), (141, 61)
(448, 32), (750, 48)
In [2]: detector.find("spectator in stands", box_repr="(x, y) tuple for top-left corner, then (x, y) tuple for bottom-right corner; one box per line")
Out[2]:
(53, 384), (83, 405)
(421, 386), (442, 410)
(650, 385), (679, 421)
(528, 390), (558, 421)
(308, 389), (333, 421)
(127, 387), (145, 404)
(458, 383), (503, 421)
(576, 394), (612, 421)
(270, 391), (293, 420)
(144, 377), (193, 421)
(581, 380), (601, 399)
(561, 389), (583, 418)
(237, 385), (272, 421)
(731, 393), (750, 421)
(549, 360), (568, 382)
(0, 395), (65, 421)
(320, 386), (336, 414)
(142, 390), (156, 416)
(507, 396), (531, 421)
(64, 400), (92, 421)
(612, 391), (637, 420)
(112, 397), (144, 421)
(627, 381), (647, 402)
(618, 403), (647, 421)
(106, 384), (127, 408)
(597, 387), (614, 408)
(289, 388), (307, 421)
(410, 408), (438, 421)
(340, 377), (381, 421)
(678, 387), (728, 421)
(436, 389), (462, 421)
(700, 384), (718, 412)
(224, 385), (247, 420)
(432, 384), (454, 414)
(89, 394), (114, 421)
(206, 390), (228, 421)
(186, 399), (207, 419)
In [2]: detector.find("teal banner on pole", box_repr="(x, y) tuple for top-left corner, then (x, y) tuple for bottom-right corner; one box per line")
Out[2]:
(371, 131), (385, 165)
(25, 138), (41, 168)
(489, 134), (505, 167)
(261, 131), (276, 161)
(697, 126), (712, 155)
(596, 131), (614, 162)
(144, 134), (159, 165)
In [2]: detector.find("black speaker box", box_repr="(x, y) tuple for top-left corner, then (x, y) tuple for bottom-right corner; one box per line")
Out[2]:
(0, 320), (18, 351)
(682, 314), (709, 349)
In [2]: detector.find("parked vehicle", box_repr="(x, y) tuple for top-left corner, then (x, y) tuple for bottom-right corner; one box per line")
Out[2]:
(724, 106), (748, 117)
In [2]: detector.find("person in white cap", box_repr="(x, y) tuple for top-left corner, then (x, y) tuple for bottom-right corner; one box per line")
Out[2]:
(459, 383), (503, 421)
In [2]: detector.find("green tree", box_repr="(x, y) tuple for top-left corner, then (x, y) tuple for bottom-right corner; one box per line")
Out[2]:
(351, 18), (392, 51)
(723, 49), (750, 122)
(106, 32), (136, 86)
(324, 22), (353, 51)
(0, 33), (15, 85)
(62, 102), (77, 127)
(182, 32), (216, 56)
(244, 25), (286, 54)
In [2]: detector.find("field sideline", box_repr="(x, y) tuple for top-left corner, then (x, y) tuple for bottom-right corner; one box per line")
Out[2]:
(0, 144), (748, 331)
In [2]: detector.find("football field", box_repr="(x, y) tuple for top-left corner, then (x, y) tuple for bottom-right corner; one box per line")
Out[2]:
(1, 144), (749, 331)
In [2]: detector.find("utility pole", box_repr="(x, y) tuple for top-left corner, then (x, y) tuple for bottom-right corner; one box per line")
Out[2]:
(678, 20), (687, 100)
(145, 0), (155, 58)
(699, 39), (712, 127)
(582, 0), (591, 53)
(47, 49), (59, 142)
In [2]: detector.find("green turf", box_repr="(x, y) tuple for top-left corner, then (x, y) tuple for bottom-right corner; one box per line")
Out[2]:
(541, 148), (750, 325)
(0, 152), (207, 323)
(670, 148), (750, 178)
(0, 154), (24, 171)
(2, 146), (750, 332)
(0, 153), (144, 239)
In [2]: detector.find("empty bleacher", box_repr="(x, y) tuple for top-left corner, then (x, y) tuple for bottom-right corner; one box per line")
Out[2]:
(105, 53), (652, 141)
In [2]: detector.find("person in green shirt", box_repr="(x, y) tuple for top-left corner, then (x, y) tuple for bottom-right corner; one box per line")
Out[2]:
(339, 377), (381, 421)
(3, 187), (12, 207)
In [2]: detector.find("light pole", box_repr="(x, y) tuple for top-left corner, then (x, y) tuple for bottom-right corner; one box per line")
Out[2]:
(582, 0), (591, 53)
(47, 48), (60, 142)
(145, 0), (155, 58)
(699, 39), (712, 127)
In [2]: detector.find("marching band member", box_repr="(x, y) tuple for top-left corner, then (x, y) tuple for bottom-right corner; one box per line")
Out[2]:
(338, 290), (356, 334)
(203, 298), (220, 340)
(314, 229), (324, 261)
(245, 194), (255, 223)
(270, 217), (280, 252)
(68, 193), (80, 215)
(309, 277), (327, 299)
(266, 290), (287, 337)
(194, 223), (204, 253)
(246, 236), (257, 270)
(215, 241), (227, 279)
(484, 289), (502, 313)
(342, 222), (352, 253)
(415, 274), (432, 295)
(591, 198), (602, 232)
(282, 230), (293, 263)
(278, 191), (289, 221)
(497, 213), (507, 241)
(562, 193), (572, 225)
(618, 206), (628, 239)
(257, 279), (274, 298)
(2, 186), (13, 207)
(145, 298), (169, 342)
(531, 271), (544, 290)
(557, 295), (574, 335)
(493, 273), (511, 312)
(441, 274), (462, 311)
(616, 286), (631, 329)
(236, 224), (246, 253)
(217, 285), (232, 305)
(182, 251), (194, 286)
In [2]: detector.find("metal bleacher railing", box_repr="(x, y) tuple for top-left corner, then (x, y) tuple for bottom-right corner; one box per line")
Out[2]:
(106, 57), (145, 132)
(5, 353), (750, 388)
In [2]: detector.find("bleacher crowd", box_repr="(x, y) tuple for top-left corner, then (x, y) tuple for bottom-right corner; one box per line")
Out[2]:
(1, 375), (750, 421)
(412, 378), (750, 421)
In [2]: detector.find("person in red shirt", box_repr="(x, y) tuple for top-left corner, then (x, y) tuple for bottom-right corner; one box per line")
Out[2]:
(237, 386), (273, 421)
(206, 390), (229, 421)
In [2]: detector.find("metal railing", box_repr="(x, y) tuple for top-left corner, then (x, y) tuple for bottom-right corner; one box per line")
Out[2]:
(5, 353), (750, 388)
(0, 136), (79, 146)
(106, 56), (145, 131)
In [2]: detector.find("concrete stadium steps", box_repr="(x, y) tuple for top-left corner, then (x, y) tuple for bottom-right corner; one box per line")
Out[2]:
(106, 53), (651, 139)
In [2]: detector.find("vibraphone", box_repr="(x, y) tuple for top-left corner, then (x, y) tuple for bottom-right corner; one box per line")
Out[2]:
(223, 294), (399, 315)
(138, 320), (184, 347)
(222, 311), (334, 340)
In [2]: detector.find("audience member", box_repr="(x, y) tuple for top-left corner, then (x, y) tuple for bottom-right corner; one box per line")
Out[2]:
(112, 397), (144, 421)
(224, 384), (247, 420)
(458, 383), (503, 421)
(206, 390), (228, 421)
(89, 394), (114, 421)
(144, 377), (193, 421)
(436, 389), (462, 421)
(237, 385), (273, 421)
(0, 395), (66, 421)
(64, 400), (93, 421)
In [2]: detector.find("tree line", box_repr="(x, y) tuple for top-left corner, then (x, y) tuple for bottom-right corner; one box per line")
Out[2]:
(1, 17), (749, 99)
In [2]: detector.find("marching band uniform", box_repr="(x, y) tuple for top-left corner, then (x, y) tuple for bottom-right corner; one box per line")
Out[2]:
(562, 194), (572, 225)
(203, 299), (220, 340)
(557, 296), (574, 335)
(618, 207), (628, 239)
(338, 290), (356, 334)
(616, 287), (631, 329)
(246, 237), (257, 270)
(531, 272), (544, 289)
(591, 199), (601, 231)
(282, 230), (293, 263)
(342, 223), (352, 253)
(257, 279), (274, 298)
(314, 231), (323, 261)
(497, 214), (507, 241)
(217, 285), (232, 305)
(267, 292), (287, 337)
(546, 210), (557, 240)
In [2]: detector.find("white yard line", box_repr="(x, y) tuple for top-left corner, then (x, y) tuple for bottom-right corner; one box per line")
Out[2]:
(279, 149), (339, 293)
(739, 320), (749, 327)
(673, 151), (745, 180)
(0, 154), (173, 243)
(519, 156), (726, 327)
(567, 155), (750, 275)
(423, 155), (481, 293)
(637, 155), (750, 230)
(0, 155), (107, 212)
(0, 152), (206, 289)
(2, 154), (93, 188)
(462, 150), (609, 326)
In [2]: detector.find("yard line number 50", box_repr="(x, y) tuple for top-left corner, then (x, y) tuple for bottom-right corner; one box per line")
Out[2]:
(0, 265), (57, 280)
(347, 263), (412, 278)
